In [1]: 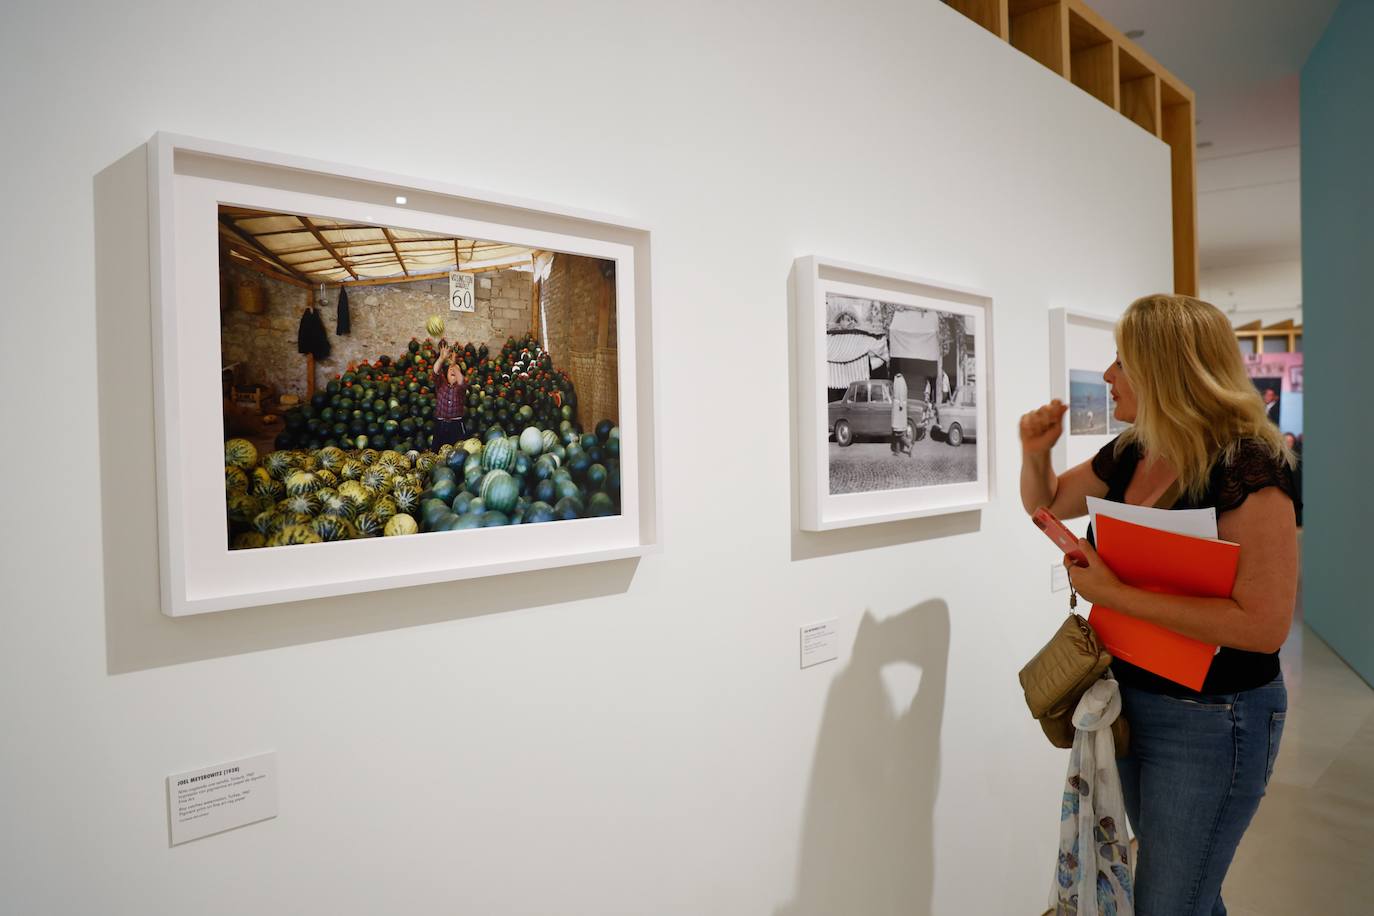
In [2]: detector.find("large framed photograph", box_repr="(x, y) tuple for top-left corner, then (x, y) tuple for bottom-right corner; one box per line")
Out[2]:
(149, 134), (658, 616)
(794, 257), (992, 531)
(1049, 308), (1128, 473)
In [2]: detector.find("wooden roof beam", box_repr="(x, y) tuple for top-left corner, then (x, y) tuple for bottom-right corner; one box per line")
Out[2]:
(298, 214), (360, 281)
(218, 215), (312, 284)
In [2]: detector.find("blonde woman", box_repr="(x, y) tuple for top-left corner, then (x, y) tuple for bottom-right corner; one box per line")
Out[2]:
(1019, 295), (1299, 916)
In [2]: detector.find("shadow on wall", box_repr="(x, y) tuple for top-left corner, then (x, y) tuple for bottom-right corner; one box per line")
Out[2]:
(775, 600), (950, 916)
(93, 145), (636, 675)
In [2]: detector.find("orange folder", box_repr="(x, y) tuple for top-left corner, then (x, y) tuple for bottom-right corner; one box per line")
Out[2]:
(1088, 514), (1240, 691)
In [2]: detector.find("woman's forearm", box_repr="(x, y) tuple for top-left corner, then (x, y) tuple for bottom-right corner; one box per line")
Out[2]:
(1020, 450), (1057, 515)
(1098, 582), (1283, 654)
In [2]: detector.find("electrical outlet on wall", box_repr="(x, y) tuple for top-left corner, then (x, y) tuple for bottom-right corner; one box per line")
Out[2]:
(1051, 564), (1069, 593)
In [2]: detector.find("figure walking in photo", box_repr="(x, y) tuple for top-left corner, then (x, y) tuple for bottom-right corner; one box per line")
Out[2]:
(890, 372), (910, 456)
(431, 343), (469, 449)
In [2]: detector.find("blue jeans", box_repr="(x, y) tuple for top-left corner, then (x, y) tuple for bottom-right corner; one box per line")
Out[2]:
(1117, 675), (1287, 916)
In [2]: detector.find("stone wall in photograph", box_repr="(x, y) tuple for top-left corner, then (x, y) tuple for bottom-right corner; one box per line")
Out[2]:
(220, 261), (532, 399)
(539, 253), (619, 428)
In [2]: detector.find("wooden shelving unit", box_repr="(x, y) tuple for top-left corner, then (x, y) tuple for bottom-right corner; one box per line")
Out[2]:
(1235, 320), (1303, 355)
(942, 0), (1198, 296)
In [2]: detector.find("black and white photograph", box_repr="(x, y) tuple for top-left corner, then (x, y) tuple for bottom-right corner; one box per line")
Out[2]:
(824, 294), (979, 496)
(1069, 368), (1109, 435)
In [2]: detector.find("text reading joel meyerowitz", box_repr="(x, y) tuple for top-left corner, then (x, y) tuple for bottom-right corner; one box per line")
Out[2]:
(173, 766), (267, 824)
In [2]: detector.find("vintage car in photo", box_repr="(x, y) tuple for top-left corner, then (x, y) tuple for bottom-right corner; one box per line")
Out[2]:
(828, 379), (933, 446)
(931, 385), (977, 446)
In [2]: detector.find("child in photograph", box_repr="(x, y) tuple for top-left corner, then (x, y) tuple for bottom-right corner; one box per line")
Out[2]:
(431, 343), (468, 449)
(890, 372), (911, 456)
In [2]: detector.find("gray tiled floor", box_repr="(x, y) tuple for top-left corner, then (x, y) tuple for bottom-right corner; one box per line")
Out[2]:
(1219, 615), (1374, 916)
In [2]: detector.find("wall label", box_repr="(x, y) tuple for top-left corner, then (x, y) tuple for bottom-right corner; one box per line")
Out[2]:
(167, 751), (277, 846)
(800, 619), (839, 669)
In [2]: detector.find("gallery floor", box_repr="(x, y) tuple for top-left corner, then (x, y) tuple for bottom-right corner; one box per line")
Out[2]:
(1220, 604), (1374, 916)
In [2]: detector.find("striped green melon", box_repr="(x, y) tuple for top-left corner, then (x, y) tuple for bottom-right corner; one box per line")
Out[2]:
(318, 446), (347, 471)
(540, 429), (559, 452)
(384, 513), (418, 537)
(314, 468), (339, 489)
(353, 512), (384, 537)
(232, 531), (266, 550)
(371, 497), (398, 524)
(285, 470), (320, 496)
(267, 524), (322, 546)
(340, 459), (364, 481)
(338, 480), (372, 505)
(461, 437), (483, 456)
(481, 437), (517, 472)
(279, 493), (320, 517)
(415, 453), (438, 474)
(379, 450), (407, 471)
(225, 465), (249, 492)
(479, 470), (519, 513)
(360, 448), (381, 467)
(361, 466), (389, 492)
(226, 490), (261, 525)
(391, 481), (421, 514)
(254, 478), (284, 502)
(252, 509), (277, 536)
(312, 515), (358, 542)
(225, 438), (258, 470)
(265, 451), (294, 479)
(249, 466), (272, 492)
(298, 453), (320, 471)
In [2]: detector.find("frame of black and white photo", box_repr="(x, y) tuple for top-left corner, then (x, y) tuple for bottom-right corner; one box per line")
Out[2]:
(149, 134), (660, 616)
(1049, 308), (1128, 474)
(793, 257), (992, 531)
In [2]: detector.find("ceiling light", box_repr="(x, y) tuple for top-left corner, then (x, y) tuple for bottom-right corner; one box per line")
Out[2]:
(394, 196), (407, 205)
(1125, 29), (1145, 39)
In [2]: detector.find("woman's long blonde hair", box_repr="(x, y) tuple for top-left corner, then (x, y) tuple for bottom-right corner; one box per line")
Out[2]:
(1115, 294), (1293, 500)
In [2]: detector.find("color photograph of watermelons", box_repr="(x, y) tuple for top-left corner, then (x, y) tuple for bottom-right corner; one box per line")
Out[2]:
(219, 204), (621, 549)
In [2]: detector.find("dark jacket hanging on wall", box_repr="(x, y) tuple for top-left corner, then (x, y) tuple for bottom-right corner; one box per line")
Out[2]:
(297, 307), (331, 359)
(336, 286), (351, 335)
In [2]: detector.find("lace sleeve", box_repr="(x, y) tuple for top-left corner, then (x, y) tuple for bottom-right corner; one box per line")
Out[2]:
(1213, 439), (1300, 515)
(1091, 436), (1125, 484)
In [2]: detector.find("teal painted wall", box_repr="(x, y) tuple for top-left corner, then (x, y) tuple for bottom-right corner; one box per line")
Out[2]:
(1301, 0), (1374, 687)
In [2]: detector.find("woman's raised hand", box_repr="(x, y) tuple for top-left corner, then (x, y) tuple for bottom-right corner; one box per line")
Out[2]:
(1019, 400), (1067, 455)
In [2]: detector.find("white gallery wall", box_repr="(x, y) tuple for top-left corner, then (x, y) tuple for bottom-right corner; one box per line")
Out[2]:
(1201, 259), (1304, 328)
(0, 1), (1170, 913)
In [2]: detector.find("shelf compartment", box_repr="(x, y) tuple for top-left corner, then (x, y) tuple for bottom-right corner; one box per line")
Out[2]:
(1067, 6), (1117, 109)
(1009, 0), (1068, 77)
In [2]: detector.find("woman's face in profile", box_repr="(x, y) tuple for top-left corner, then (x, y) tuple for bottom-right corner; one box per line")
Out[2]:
(1103, 355), (1137, 423)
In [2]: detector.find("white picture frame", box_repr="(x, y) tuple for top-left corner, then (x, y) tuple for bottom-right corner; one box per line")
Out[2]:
(1048, 307), (1124, 473)
(793, 256), (993, 531)
(148, 133), (660, 616)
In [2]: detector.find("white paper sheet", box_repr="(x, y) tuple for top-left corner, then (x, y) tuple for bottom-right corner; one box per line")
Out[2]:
(1086, 496), (1218, 541)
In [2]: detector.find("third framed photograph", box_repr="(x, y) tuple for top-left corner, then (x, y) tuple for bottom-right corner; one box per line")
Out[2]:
(794, 257), (992, 531)
(1048, 308), (1127, 472)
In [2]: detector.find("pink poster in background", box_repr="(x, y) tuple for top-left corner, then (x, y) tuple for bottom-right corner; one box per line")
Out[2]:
(1244, 352), (1303, 435)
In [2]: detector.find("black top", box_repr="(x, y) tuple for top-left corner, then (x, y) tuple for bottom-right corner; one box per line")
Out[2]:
(1088, 436), (1300, 696)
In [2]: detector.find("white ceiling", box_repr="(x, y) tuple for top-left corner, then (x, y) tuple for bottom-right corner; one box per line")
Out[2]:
(1090, 0), (1340, 269)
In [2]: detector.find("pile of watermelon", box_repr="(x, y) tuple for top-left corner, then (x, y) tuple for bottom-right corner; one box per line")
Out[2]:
(224, 417), (620, 548)
(275, 332), (578, 454)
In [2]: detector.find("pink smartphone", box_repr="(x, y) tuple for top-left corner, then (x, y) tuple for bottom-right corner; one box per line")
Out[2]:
(1032, 507), (1089, 567)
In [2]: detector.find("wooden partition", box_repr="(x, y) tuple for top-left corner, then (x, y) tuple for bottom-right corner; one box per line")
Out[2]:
(941, 0), (1197, 295)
